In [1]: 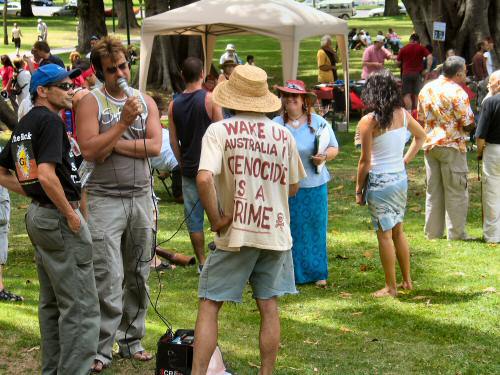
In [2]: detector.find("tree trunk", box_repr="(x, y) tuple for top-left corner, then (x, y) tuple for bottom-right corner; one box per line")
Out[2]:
(384, 0), (400, 16)
(116, 0), (139, 29)
(3, 2), (8, 46)
(0, 100), (18, 131)
(20, 0), (34, 17)
(77, 0), (107, 54)
(143, 0), (203, 93)
(402, 0), (499, 65)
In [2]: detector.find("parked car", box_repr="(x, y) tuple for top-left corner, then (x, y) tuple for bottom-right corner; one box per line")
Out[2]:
(51, 4), (78, 16)
(368, 4), (406, 17)
(318, 1), (356, 19)
(104, 6), (140, 16)
(31, 0), (54, 6)
(6, 2), (21, 16)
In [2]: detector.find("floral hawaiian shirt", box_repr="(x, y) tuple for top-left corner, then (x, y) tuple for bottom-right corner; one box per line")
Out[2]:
(418, 75), (475, 152)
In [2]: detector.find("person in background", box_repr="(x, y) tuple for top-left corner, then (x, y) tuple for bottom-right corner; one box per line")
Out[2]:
(217, 57), (237, 84)
(348, 27), (357, 49)
(0, 151), (23, 302)
(202, 74), (217, 92)
(361, 35), (396, 80)
(386, 28), (403, 53)
(85, 35), (100, 58)
(1, 55), (14, 93)
(476, 70), (500, 243)
(472, 39), (489, 82)
(11, 23), (23, 57)
(356, 70), (426, 297)
(317, 34), (338, 83)
(69, 51), (81, 70)
(219, 43), (242, 65)
(418, 56), (475, 240)
(192, 64), (305, 375)
(37, 18), (48, 41)
(273, 80), (339, 287)
(246, 55), (255, 66)
(30, 41), (65, 70)
(12, 58), (31, 108)
(397, 34), (433, 110)
(484, 37), (495, 76)
(169, 57), (223, 273)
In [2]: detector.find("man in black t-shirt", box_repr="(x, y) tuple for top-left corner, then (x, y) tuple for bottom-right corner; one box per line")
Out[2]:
(476, 70), (500, 243)
(32, 40), (65, 69)
(0, 64), (99, 375)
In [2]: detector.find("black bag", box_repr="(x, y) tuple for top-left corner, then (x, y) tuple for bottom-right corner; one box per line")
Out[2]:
(10, 71), (27, 96)
(156, 329), (194, 375)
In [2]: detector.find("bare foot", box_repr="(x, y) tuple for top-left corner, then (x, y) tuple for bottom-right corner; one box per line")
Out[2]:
(372, 287), (397, 298)
(398, 280), (413, 290)
(132, 350), (153, 361)
(315, 280), (328, 288)
(91, 360), (104, 373)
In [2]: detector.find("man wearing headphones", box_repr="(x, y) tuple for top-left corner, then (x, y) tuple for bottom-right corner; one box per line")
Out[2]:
(76, 36), (162, 372)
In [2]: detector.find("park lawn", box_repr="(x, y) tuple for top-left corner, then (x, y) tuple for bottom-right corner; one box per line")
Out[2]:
(0, 17), (141, 55)
(0, 15), (499, 375)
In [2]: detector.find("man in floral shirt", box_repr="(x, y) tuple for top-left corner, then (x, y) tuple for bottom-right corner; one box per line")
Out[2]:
(418, 56), (475, 240)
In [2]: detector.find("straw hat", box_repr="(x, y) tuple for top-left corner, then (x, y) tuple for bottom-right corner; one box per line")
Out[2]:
(225, 43), (236, 51)
(276, 80), (317, 104)
(213, 65), (281, 113)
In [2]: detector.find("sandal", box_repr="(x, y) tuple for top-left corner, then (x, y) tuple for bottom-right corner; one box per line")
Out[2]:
(0, 289), (24, 302)
(91, 359), (105, 373)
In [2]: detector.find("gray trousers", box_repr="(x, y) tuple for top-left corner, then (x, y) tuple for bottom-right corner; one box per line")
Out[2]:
(482, 143), (500, 242)
(424, 147), (469, 240)
(26, 203), (99, 375)
(87, 193), (153, 366)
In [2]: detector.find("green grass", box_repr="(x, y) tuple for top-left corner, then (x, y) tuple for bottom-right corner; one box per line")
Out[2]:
(0, 17), (141, 55)
(0, 15), (499, 375)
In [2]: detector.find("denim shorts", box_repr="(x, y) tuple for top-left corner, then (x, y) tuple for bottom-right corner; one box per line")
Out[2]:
(198, 247), (297, 302)
(182, 176), (205, 233)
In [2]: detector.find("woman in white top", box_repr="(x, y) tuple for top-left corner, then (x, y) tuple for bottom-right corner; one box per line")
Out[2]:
(356, 70), (426, 298)
(11, 23), (22, 56)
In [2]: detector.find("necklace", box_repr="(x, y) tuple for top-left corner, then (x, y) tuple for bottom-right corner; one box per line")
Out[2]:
(288, 113), (304, 128)
(104, 87), (126, 101)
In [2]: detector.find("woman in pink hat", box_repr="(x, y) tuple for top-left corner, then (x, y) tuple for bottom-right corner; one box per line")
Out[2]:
(273, 80), (339, 287)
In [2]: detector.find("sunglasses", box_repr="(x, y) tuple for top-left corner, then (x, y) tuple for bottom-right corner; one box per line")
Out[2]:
(47, 82), (75, 91)
(105, 62), (128, 74)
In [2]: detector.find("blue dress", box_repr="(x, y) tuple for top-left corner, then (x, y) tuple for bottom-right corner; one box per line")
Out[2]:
(273, 114), (338, 284)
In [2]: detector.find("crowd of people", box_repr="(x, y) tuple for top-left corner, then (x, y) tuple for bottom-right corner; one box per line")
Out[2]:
(0, 24), (497, 375)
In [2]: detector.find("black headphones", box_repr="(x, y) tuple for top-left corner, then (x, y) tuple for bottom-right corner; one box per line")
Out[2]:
(90, 49), (105, 82)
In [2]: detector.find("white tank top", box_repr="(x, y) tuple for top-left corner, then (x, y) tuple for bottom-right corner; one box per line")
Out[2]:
(371, 109), (408, 174)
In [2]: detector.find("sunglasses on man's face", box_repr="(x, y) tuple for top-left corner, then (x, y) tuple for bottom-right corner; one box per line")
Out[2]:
(47, 82), (75, 91)
(105, 62), (128, 75)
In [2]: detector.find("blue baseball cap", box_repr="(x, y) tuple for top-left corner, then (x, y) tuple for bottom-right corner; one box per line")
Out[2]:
(29, 64), (81, 95)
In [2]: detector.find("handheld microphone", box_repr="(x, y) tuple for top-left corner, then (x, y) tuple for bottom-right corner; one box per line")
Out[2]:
(117, 77), (132, 97)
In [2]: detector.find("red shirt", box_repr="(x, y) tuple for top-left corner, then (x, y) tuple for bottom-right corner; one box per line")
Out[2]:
(1, 66), (14, 89)
(397, 42), (430, 75)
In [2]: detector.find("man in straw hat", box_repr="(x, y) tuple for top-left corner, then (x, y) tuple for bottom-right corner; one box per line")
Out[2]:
(192, 64), (306, 375)
(217, 56), (237, 85)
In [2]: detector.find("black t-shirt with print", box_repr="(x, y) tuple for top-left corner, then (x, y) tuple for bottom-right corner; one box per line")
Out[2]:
(0, 106), (81, 204)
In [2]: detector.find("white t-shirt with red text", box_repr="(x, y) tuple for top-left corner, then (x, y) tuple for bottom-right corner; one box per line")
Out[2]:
(199, 113), (306, 252)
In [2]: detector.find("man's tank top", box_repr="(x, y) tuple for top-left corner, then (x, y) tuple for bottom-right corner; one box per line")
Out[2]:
(172, 89), (212, 178)
(86, 88), (150, 197)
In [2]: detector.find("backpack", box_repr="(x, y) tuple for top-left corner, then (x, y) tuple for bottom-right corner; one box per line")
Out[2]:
(11, 70), (28, 96)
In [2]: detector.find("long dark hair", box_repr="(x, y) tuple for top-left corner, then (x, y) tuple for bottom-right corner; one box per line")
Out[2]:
(1, 55), (13, 68)
(361, 70), (403, 130)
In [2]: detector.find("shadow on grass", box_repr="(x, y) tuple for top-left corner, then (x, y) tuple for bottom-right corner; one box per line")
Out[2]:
(398, 289), (484, 305)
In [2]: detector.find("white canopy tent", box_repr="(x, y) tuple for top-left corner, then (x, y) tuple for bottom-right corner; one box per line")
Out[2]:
(139, 0), (349, 113)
